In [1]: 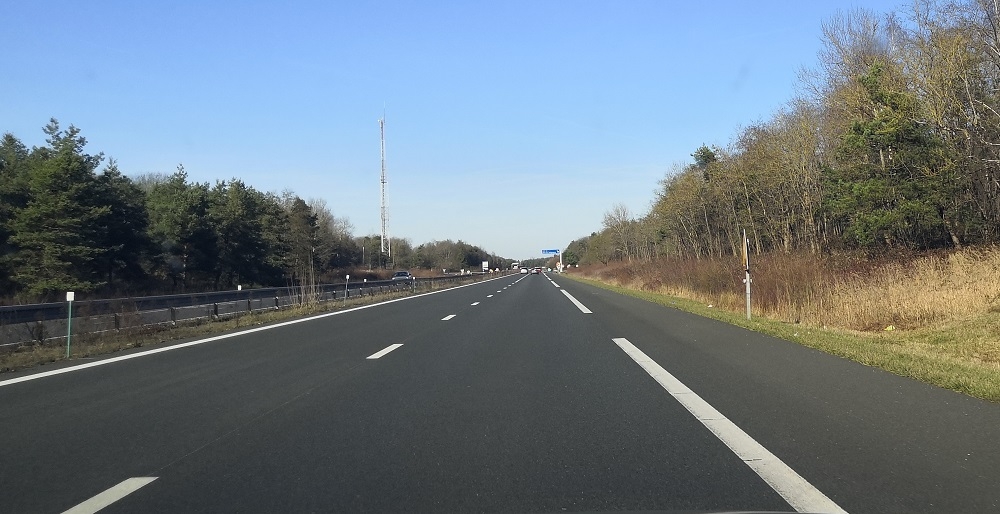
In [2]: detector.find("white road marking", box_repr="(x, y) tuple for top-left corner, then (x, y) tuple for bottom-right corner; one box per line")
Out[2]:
(1, 275), (514, 388)
(366, 344), (403, 360)
(62, 477), (158, 514)
(487, 295), (494, 298)
(441, 314), (456, 321)
(560, 290), (592, 314)
(471, 302), (480, 306)
(611, 338), (847, 514)
(497, 290), (502, 293)
(551, 281), (560, 288)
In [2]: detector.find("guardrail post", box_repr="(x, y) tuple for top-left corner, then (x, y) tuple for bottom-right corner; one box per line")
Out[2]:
(247, 299), (252, 314)
(170, 307), (176, 325)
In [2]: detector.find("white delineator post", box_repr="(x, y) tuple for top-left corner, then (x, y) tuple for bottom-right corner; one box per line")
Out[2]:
(743, 229), (751, 320)
(66, 291), (75, 358)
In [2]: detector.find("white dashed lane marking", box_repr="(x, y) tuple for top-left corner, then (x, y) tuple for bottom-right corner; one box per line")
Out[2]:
(367, 344), (403, 359)
(62, 477), (158, 514)
(560, 290), (592, 314)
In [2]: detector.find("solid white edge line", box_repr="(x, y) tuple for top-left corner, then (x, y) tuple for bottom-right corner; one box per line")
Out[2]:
(560, 290), (593, 314)
(62, 477), (158, 514)
(366, 343), (403, 360)
(441, 314), (456, 321)
(1, 275), (513, 388)
(611, 337), (847, 514)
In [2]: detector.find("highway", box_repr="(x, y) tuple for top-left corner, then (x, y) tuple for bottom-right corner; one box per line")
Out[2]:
(2, 272), (999, 513)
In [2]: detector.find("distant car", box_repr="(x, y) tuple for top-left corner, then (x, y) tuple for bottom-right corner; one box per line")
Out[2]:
(520, 268), (528, 274)
(531, 267), (540, 274)
(390, 271), (414, 281)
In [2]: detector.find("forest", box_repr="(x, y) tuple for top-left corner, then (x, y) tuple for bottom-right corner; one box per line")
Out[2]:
(566, 2), (1000, 266)
(0, 120), (509, 303)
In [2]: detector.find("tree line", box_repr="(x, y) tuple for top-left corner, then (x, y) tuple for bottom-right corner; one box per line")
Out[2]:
(569, 0), (1000, 264)
(0, 119), (510, 302)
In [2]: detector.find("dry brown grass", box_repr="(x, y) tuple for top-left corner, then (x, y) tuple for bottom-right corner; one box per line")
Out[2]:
(815, 250), (1000, 330)
(578, 247), (1000, 333)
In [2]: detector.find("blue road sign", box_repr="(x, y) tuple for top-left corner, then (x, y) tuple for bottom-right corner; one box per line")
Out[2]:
(541, 249), (560, 254)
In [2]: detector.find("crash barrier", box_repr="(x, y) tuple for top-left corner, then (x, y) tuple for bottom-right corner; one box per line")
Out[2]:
(0, 272), (510, 351)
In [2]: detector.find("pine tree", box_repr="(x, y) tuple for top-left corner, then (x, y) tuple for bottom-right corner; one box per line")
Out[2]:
(146, 166), (217, 291)
(92, 159), (152, 289)
(9, 120), (109, 298)
(0, 133), (31, 293)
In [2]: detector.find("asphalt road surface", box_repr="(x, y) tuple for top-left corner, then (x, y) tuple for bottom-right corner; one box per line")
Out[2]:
(2, 273), (999, 513)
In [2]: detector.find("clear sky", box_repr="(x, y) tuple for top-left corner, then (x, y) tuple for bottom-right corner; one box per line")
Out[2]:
(2, 1), (903, 261)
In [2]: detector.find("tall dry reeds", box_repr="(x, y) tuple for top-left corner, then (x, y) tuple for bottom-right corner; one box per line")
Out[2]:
(580, 247), (1000, 332)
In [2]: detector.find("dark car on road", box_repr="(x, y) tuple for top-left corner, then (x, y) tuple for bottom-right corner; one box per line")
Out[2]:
(390, 271), (414, 281)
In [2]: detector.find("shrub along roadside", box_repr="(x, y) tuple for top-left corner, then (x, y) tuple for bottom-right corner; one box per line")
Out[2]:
(564, 274), (1000, 403)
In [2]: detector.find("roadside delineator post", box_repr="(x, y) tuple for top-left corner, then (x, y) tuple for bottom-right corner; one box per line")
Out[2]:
(743, 229), (752, 320)
(65, 291), (75, 358)
(344, 275), (350, 306)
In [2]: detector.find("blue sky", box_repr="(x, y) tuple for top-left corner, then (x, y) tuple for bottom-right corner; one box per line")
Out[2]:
(2, 1), (903, 260)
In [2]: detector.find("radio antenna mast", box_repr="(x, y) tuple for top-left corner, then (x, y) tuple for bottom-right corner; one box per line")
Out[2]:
(379, 113), (390, 265)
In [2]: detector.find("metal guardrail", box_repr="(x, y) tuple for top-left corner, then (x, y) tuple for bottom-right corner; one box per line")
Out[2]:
(0, 273), (510, 350)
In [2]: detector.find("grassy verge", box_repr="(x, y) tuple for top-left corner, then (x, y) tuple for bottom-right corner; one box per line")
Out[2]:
(564, 274), (1000, 402)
